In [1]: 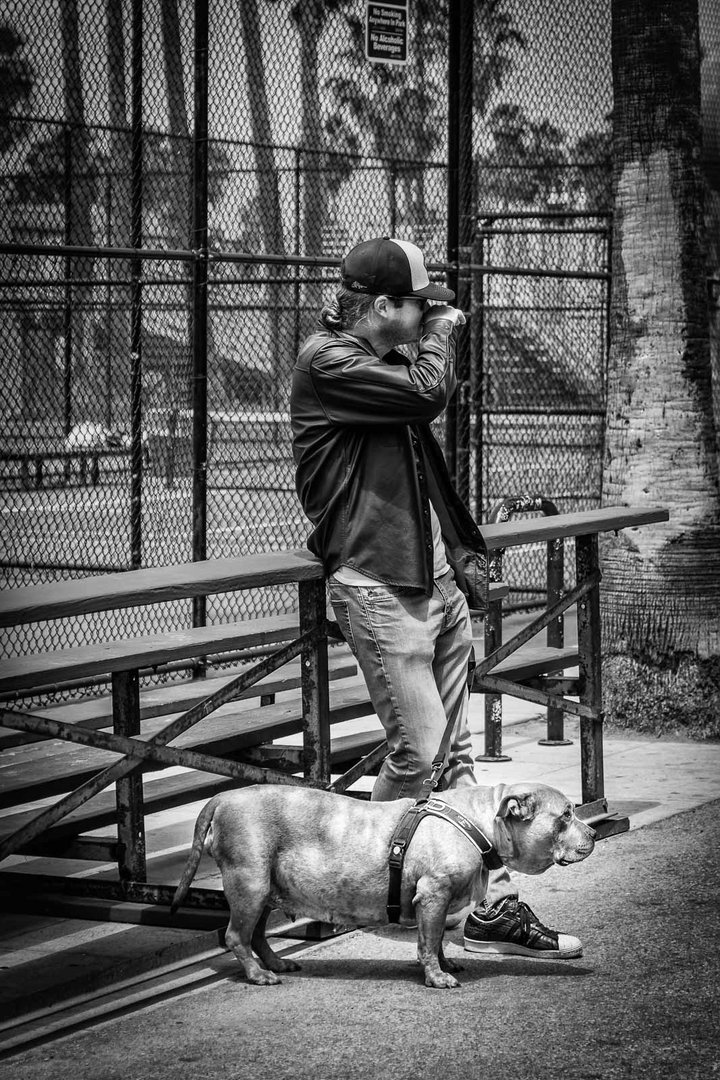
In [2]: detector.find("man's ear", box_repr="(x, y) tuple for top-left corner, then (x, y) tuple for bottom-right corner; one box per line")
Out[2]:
(496, 791), (537, 822)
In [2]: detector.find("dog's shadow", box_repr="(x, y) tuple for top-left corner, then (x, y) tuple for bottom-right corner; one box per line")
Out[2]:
(228, 955), (593, 988)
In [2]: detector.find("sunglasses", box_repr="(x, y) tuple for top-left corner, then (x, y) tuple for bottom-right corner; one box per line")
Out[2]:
(390, 296), (431, 310)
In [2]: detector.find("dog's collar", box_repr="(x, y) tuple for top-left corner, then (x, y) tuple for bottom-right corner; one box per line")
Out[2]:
(386, 798), (503, 923)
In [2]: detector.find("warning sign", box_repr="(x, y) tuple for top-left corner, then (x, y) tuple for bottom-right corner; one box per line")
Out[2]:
(365, 1), (408, 66)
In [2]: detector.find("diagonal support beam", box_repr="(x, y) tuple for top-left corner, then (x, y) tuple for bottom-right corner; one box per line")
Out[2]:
(473, 570), (601, 679)
(329, 740), (389, 795)
(0, 708), (319, 780)
(474, 675), (597, 719)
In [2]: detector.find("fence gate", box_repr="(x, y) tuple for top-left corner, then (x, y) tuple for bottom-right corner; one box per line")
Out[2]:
(467, 211), (611, 606)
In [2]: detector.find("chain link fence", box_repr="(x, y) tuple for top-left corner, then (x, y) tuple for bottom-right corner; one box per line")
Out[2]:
(1, 0), (715, 666)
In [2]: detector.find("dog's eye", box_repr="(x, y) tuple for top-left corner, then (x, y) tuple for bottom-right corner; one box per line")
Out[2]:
(563, 806), (573, 820)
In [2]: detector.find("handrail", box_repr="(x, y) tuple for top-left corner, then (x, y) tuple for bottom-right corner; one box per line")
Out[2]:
(480, 506), (668, 551)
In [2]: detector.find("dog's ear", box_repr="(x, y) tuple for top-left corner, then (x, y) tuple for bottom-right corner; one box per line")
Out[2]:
(496, 791), (537, 822)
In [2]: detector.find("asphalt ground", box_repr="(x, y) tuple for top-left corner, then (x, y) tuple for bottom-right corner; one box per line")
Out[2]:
(2, 792), (718, 1080)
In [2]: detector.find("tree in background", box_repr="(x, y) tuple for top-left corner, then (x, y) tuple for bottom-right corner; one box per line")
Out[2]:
(290, 0), (330, 261)
(0, 22), (33, 155)
(239, 0), (294, 400)
(602, 0), (720, 736)
(103, 0), (131, 423)
(324, 0), (449, 233)
(475, 103), (567, 210)
(59, 0), (98, 423)
(324, 0), (525, 237)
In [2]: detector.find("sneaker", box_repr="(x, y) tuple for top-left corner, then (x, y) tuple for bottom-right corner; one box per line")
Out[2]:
(463, 898), (582, 959)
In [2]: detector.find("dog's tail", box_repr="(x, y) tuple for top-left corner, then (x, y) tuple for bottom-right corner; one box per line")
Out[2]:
(170, 795), (219, 914)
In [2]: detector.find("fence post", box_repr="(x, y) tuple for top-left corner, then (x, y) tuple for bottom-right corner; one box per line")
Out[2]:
(113, 668), (147, 888)
(191, 0), (209, 641)
(129, 0), (144, 570)
(538, 529), (573, 745)
(446, 0), (474, 494)
(298, 578), (330, 784)
(576, 533), (604, 804)
(474, 561), (511, 762)
(62, 122), (73, 451)
(476, 495), (569, 762)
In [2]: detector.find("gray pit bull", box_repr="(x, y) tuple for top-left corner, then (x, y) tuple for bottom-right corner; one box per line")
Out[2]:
(171, 782), (595, 989)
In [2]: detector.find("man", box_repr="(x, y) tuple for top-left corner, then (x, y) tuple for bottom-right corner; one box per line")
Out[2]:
(290, 236), (581, 959)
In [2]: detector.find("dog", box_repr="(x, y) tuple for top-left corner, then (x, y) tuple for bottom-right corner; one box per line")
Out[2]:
(171, 782), (595, 989)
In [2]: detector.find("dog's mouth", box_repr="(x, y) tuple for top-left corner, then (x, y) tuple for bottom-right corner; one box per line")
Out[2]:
(555, 846), (593, 866)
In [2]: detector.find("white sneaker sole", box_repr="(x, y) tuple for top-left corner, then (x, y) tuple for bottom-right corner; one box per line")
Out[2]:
(463, 939), (583, 959)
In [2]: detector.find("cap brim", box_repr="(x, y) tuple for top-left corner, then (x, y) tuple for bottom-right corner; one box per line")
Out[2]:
(412, 282), (455, 302)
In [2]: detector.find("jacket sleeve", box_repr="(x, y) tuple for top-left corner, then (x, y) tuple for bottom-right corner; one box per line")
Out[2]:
(307, 330), (458, 426)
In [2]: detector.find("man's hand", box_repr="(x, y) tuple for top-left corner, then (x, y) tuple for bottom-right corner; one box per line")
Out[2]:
(421, 305), (467, 334)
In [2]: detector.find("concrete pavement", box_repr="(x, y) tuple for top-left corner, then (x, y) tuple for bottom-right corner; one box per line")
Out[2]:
(2, 665), (720, 1070)
(1, 771), (719, 1079)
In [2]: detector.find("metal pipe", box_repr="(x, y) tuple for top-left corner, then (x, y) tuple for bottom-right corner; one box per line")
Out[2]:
(454, 0), (474, 503)
(330, 740), (389, 794)
(62, 124), (73, 440)
(445, 0), (461, 481)
(113, 669), (147, 886)
(104, 175), (113, 428)
(129, 0), (143, 569)
(191, 0), (209, 636)
(476, 226), (609, 237)
(576, 533), (604, 804)
(293, 147), (301, 358)
(474, 210), (612, 221)
(473, 570), (600, 680)
(458, 263), (610, 282)
(472, 230), (485, 516)
(0, 241), (450, 276)
(476, 675), (596, 720)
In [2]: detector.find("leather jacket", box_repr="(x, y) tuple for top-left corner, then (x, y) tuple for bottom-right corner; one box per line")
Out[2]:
(290, 326), (487, 596)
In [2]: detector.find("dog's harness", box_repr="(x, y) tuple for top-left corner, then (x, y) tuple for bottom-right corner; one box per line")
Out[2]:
(386, 747), (504, 923)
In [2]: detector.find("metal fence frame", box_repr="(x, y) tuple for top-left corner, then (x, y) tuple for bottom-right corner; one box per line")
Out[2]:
(1, 0), (615, 659)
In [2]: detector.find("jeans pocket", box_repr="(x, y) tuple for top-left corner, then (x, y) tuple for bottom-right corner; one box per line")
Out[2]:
(328, 597), (358, 655)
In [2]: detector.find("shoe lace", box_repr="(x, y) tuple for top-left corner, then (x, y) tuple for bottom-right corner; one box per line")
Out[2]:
(515, 901), (534, 938)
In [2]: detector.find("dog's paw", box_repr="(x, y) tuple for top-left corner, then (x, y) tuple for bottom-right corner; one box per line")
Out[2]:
(424, 970), (461, 989)
(247, 970), (282, 986)
(272, 958), (301, 974)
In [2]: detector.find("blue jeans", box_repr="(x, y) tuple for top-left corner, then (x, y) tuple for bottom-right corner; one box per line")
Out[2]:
(328, 569), (516, 905)
(328, 569), (477, 801)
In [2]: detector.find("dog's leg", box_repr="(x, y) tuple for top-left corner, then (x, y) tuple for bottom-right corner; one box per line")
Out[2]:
(415, 888), (461, 989)
(222, 874), (282, 986)
(251, 905), (302, 975)
(438, 943), (463, 974)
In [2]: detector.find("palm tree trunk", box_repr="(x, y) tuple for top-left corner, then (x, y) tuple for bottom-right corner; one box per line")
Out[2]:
(105, 0), (131, 421)
(602, 0), (720, 736)
(239, 0), (293, 405)
(292, 0), (328, 314)
(60, 0), (97, 421)
(160, 0), (193, 411)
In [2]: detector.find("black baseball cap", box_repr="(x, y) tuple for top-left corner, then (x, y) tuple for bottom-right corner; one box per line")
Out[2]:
(341, 237), (455, 302)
